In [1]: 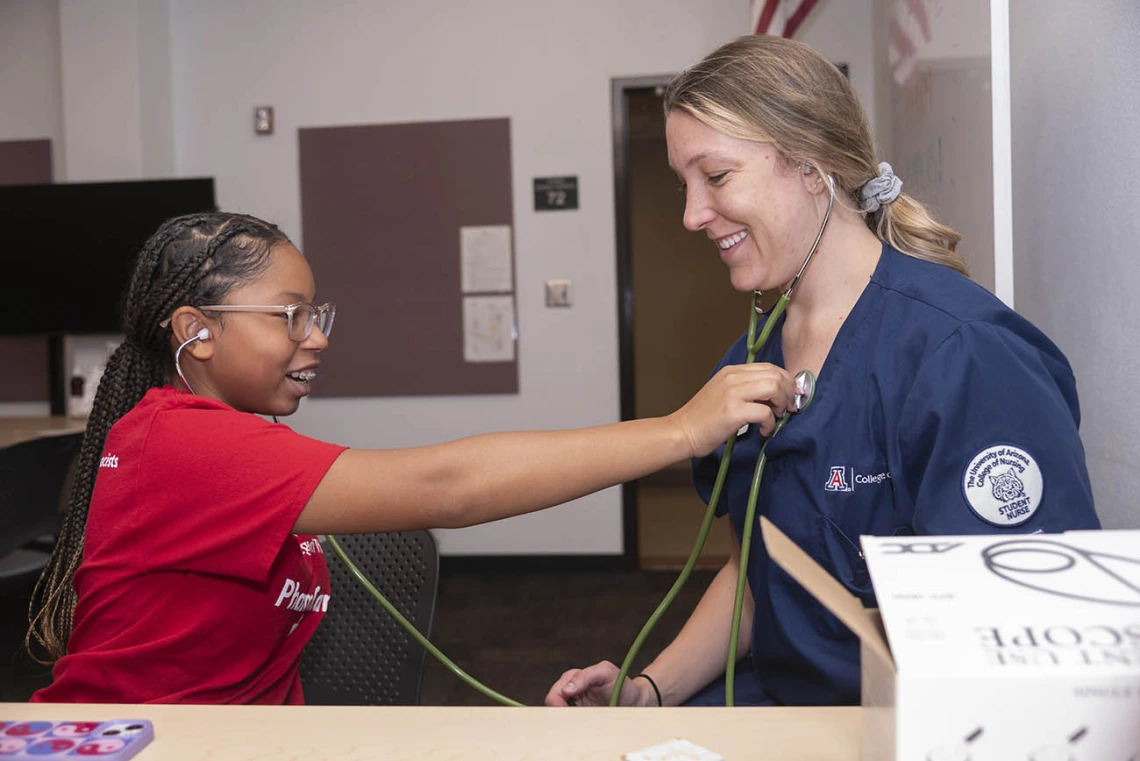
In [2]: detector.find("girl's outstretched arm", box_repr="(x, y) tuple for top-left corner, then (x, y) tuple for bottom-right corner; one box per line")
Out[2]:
(294, 362), (796, 534)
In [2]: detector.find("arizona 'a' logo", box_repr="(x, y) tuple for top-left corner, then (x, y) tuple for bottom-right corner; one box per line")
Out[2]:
(824, 466), (853, 492)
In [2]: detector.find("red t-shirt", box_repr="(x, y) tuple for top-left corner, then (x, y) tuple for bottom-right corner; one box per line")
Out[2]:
(33, 387), (347, 704)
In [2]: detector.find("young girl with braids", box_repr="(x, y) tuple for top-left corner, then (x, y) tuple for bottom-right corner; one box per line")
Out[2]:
(28, 211), (797, 704)
(547, 35), (1100, 709)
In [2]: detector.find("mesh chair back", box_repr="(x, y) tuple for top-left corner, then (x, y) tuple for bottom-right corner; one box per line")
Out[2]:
(300, 530), (439, 705)
(0, 432), (83, 560)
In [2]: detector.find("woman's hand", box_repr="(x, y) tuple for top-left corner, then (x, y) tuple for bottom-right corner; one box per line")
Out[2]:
(668, 363), (798, 457)
(544, 661), (652, 707)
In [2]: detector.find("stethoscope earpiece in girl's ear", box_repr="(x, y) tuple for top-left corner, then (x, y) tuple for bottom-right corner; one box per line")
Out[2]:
(173, 327), (210, 395)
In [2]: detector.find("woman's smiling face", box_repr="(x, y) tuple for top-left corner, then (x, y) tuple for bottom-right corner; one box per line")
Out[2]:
(666, 108), (826, 294)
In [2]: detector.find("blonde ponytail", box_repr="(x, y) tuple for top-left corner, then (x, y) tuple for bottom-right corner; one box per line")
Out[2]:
(870, 194), (967, 276)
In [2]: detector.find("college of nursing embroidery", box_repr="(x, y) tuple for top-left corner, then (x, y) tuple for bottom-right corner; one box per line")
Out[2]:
(824, 466), (891, 493)
(962, 444), (1042, 526)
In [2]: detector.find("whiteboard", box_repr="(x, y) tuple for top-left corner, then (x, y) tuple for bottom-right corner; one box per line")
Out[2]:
(873, 0), (997, 294)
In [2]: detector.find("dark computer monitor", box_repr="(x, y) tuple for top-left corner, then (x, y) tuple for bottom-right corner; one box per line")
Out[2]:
(0, 178), (216, 336)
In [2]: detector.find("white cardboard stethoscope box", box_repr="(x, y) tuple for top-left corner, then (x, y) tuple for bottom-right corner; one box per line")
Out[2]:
(760, 517), (1140, 761)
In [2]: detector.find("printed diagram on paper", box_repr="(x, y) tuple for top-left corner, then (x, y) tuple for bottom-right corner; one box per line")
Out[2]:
(463, 295), (515, 362)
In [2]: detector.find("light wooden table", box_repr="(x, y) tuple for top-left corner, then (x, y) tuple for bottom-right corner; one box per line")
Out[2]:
(0, 417), (85, 449)
(0, 703), (861, 760)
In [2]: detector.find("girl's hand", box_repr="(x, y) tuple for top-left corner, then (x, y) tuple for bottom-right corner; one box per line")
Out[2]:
(668, 363), (798, 457)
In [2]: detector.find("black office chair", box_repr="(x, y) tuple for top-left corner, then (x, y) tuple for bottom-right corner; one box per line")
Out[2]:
(0, 432), (83, 578)
(0, 431), (84, 701)
(300, 530), (439, 705)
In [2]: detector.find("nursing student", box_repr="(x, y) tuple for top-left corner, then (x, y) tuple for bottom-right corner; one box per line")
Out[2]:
(546, 35), (1100, 709)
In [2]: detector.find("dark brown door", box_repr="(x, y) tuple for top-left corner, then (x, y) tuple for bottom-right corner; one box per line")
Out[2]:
(615, 83), (750, 569)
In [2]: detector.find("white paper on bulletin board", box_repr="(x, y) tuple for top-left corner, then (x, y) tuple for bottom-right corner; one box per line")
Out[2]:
(462, 294), (516, 362)
(460, 225), (513, 293)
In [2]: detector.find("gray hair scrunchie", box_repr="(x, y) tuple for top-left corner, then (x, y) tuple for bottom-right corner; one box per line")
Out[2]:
(859, 162), (903, 213)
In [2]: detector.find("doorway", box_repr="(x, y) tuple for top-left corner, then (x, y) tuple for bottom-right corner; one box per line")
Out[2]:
(613, 79), (750, 570)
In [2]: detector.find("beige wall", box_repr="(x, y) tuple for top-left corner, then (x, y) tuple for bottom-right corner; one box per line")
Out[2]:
(1010, 0), (1140, 529)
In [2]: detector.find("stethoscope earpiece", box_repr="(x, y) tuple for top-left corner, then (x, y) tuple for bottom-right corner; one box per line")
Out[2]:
(173, 327), (210, 394)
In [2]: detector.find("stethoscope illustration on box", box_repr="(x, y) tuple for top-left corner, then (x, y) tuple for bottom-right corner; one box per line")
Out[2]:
(982, 539), (1140, 607)
(324, 172), (836, 706)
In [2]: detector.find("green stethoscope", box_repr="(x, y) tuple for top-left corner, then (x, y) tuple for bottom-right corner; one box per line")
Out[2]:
(326, 172), (835, 708)
(605, 171), (833, 707)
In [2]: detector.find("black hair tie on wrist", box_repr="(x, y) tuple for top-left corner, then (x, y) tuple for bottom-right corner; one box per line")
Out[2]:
(633, 673), (662, 707)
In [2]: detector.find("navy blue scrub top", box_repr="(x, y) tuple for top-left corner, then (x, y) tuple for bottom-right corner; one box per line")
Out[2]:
(693, 243), (1100, 707)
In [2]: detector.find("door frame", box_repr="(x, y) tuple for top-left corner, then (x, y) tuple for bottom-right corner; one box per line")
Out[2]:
(612, 75), (674, 569)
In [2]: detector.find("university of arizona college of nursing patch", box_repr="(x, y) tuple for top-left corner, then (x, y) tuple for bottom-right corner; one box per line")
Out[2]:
(961, 444), (1043, 526)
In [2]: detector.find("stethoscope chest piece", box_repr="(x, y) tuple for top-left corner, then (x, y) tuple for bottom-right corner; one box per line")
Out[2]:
(793, 369), (816, 413)
(735, 369), (816, 439)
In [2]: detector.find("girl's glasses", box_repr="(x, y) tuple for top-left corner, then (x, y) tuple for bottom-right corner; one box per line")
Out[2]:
(195, 303), (336, 342)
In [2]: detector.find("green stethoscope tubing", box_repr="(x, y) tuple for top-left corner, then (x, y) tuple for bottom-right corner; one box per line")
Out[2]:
(608, 172), (833, 708)
(323, 534), (524, 706)
(322, 311), (812, 710)
(327, 174), (834, 709)
(606, 298), (816, 707)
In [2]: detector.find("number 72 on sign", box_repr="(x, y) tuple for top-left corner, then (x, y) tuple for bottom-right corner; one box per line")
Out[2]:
(533, 176), (578, 211)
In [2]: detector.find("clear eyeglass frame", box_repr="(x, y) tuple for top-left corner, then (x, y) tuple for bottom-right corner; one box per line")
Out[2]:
(193, 302), (336, 342)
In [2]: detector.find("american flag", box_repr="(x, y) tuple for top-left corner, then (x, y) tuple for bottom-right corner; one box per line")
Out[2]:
(750, 0), (820, 37)
(887, 0), (936, 87)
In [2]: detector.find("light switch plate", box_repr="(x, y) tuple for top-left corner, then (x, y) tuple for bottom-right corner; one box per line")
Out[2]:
(254, 105), (274, 135)
(545, 279), (572, 307)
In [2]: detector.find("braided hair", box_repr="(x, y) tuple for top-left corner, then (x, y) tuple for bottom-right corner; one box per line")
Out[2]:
(27, 211), (289, 663)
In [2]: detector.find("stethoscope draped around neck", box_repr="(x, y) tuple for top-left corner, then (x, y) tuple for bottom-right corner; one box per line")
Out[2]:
(605, 168), (835, 706)
(329, 169), (837, 707)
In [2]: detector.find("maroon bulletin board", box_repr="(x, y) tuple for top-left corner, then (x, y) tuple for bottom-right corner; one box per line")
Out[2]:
(0, 139), (52, 403)
(298, 118), (518, 397)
